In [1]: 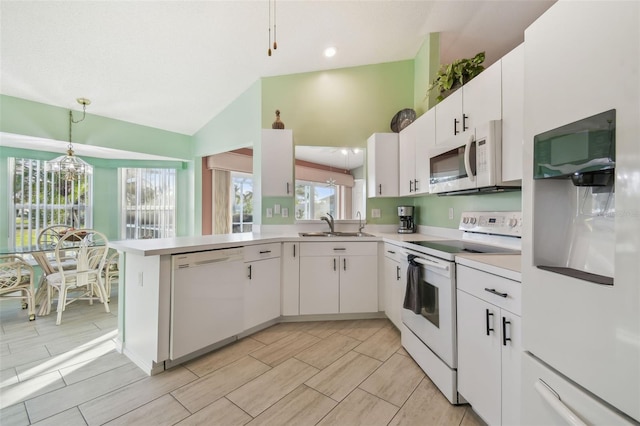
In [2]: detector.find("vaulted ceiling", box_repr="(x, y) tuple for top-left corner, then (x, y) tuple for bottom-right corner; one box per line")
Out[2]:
(0, 1), (555, 136)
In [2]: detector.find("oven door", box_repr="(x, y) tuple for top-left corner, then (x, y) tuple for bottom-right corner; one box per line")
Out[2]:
(429, 134), (477, 194)
(401, 253), (456, 368)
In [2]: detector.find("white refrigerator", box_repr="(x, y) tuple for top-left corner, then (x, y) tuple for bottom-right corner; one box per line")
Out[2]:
(522, 1), (640, 424)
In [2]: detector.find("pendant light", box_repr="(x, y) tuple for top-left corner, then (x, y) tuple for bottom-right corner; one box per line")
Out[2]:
(267, 0), (278, 56)
(47, 98), (92, 181)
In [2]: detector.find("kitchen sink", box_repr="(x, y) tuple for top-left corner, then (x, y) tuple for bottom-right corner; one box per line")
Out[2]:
(299, 231), (375, 237)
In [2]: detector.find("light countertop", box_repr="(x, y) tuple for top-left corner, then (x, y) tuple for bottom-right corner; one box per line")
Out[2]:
(455, 253), (522, 282)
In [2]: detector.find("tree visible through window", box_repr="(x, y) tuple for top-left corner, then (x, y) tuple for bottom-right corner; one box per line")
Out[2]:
(295, 180), (337, 220)
(232, 172), (253, 233)
(9, 157), (93, 250)
(121, 168), (175, 239)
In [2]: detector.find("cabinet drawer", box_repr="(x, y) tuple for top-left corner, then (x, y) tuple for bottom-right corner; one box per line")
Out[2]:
(244, 243), (281, 262)
(300, 242), (378, 257)
(457, 264), (521, 315)
(383, 243), (406, 263)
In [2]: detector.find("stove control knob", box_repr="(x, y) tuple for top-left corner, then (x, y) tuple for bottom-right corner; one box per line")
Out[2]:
(509, 218), (518, 227)
(462, 217), (469, 224)
(469, 217), (477, 224)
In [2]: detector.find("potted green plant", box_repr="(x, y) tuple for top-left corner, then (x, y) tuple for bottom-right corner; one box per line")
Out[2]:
(427, 52), (486, 102)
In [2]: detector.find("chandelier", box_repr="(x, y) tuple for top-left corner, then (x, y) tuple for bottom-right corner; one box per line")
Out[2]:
(47, 98), (92, 181)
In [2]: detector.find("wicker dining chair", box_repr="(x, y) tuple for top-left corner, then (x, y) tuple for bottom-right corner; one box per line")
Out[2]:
(0, 255), (36, 321)
(46, 229), (110, 325)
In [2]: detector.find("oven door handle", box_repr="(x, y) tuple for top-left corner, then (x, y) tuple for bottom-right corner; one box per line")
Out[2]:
(464, 133), (476, 182)
(412, 257), (449, 271)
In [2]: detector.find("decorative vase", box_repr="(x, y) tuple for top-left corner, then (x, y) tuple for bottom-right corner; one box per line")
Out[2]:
(272, 110), (285, 129)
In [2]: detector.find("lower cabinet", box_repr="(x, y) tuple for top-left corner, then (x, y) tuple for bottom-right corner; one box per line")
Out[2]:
(299, 242), (378, 315)
(281, 242), (300, 316)
(456, 264), (522, 426)
(383, 244), (407, 329)
(244, 243), (281, 330)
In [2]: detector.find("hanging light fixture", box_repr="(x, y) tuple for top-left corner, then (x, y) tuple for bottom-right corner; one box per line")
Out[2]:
(47, 98), (92, 181)
(267, 0), (278, 56)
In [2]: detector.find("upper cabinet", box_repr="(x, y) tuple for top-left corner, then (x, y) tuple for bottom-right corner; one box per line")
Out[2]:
(261, 129), (294, 197)
(367, 133), (399, 198)
(501, 44), (524, 182)
(435, 60), (502, 146)
(399, 108), (436, 196)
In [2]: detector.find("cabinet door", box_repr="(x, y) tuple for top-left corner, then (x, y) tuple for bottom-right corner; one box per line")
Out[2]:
(262, 129), (293, 196)
(462, 60), (502, 132)
(244, 257), (281, 330)
(501, 44), (524, 182)
(367, 133), (399, 197)
(281, 242), (299, 316)
(384, 255), (401, 327)
(300, 256), (339, 314)
(501, 311), (522, 426)
(339, 255), (378, 313)
(398, 126), (417, 196)
(435, 89), (463, 145)
(457, 289), (501, 426)
(413, 108), (436, 194)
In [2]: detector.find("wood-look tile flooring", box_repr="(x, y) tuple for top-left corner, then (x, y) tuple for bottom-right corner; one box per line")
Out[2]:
(1, 293), (485, 426)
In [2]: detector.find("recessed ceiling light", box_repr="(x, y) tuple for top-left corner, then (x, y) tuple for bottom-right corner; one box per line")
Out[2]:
(324, 47), (337, 58)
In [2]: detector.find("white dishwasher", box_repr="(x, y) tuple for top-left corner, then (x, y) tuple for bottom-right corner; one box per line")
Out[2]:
(170, 247), (244, 360)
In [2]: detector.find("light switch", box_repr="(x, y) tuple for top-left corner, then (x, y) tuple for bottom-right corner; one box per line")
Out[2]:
(266, 208), (273, 218)
(371, 208), (381, 218)
(274, 204), (281, 214)
(448, 207), (454, 220)
(282, 208), (289, 218)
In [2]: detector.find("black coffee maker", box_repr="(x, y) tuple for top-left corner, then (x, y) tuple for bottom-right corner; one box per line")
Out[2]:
(397, 205), (416, 234)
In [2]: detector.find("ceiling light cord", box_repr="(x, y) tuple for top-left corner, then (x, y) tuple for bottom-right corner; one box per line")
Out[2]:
(268, 0), (272, 56)
(273, 0), (277, 50)
(68, 98), (89, 151)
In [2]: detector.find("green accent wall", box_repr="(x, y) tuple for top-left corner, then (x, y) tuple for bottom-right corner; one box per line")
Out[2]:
(411, 191), (522, 229)
(261, 60), (414, 147)
(413, 33), (440, 115)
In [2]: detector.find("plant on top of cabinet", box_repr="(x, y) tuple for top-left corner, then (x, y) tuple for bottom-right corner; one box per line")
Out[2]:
(427, 52), (485, 102)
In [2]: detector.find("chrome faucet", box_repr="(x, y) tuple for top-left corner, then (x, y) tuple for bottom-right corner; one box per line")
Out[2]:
(321, 213), (335, 233)
(357, 211), (364, 233)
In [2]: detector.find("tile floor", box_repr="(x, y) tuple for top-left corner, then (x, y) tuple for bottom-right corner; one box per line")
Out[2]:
(1, 293), (485, 425)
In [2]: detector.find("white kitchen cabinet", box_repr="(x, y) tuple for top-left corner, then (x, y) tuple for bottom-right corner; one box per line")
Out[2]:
(456, 265), (521, 426)
(261, 129), (293, 196)
(367, 133), (398, 197)
(244, 243), (281, 330)
(398, 109), (435, 196)
(281, 242), (300, 316)
(299, 242), (378, 315)
(500, 43), (524, 182)
(435, 61), (502, 146)
(383, 244), (407, 330)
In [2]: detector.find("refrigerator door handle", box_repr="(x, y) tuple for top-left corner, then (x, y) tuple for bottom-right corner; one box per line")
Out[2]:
(534, 379), (587, 426)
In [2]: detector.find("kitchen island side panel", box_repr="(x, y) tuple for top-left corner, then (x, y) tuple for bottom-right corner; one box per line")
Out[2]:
(122, 252), (171, 374)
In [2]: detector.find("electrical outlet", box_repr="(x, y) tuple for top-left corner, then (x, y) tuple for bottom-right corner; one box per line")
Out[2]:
(274, 204), (281, 214)
(371, 208), (381, 218)
(448, 207), (454, 220)
(282, 208), (288, 218)
(266, 208), (273, 218)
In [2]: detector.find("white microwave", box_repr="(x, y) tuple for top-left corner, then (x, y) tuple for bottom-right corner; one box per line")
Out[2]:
(428, 120), (518, 195)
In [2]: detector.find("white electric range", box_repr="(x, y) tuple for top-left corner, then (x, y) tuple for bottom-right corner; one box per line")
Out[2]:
(399, 211), (522, 405)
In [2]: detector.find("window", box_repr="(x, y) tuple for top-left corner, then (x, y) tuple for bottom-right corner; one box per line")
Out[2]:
(231, 172), (253, 233)
(121, 168), (175, 239)
(9, 157), (93, 250)
(295, 180), (339, 220)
